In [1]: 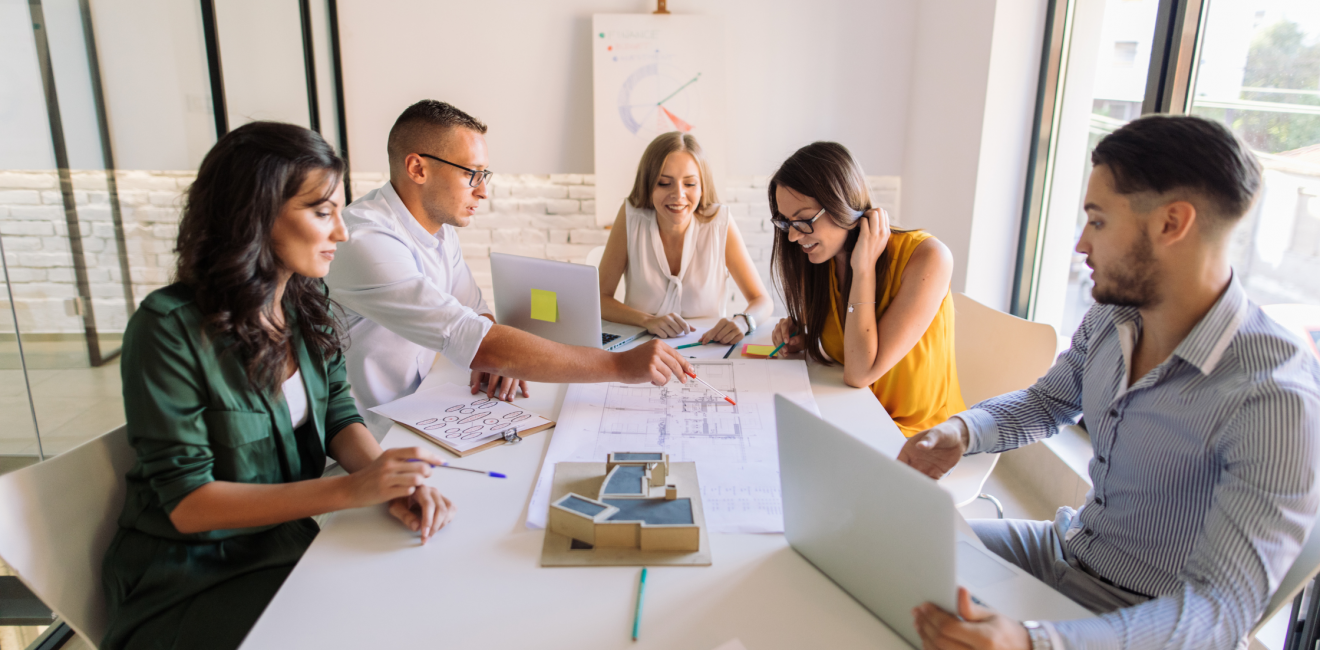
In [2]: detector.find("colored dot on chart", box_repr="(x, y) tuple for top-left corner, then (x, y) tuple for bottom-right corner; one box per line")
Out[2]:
(607, 46), (612, 51)
(598, 32), (605, 38)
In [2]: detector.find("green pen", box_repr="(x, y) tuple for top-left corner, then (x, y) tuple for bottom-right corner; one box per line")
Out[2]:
(632, 567), (648, 640)
(675, 342), (706, 350)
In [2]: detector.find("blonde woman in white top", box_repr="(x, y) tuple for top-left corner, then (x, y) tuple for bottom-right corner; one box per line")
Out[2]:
(599, 132), (772, 343)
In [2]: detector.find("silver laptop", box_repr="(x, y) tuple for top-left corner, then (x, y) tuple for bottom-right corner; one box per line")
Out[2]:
(774, 396), (1092, 648)
(490, 253), (647, 351)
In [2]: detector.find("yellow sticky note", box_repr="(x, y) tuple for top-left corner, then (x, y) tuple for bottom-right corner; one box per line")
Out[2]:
(743, 344), (777, 358)
(531, 288), (558, 322)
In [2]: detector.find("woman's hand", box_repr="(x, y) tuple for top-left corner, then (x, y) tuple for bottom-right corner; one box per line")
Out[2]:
(700, 318), (746, 344)
(388, 485), (456, 545)
(850, 208), (892, 274)
(342, 446), (443, 509)
(642, 313), (695, 338)
(771, 318), (805, 355)
(469, 369), (529, 402)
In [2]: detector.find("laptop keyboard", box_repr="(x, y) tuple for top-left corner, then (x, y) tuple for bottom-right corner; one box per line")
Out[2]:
(602, 333), (620, 345)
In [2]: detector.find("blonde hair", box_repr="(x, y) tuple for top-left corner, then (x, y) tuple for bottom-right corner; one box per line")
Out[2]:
(627, 132), (720, 222)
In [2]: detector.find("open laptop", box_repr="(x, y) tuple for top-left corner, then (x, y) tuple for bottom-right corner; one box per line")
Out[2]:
(774, 396), (1092, 648)
(490, 253), (647, 351)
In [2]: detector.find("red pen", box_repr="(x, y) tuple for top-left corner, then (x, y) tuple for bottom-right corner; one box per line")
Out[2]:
(685, 371), (737, 406)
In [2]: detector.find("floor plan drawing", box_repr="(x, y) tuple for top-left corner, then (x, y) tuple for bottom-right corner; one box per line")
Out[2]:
(528, 359), (817, 533)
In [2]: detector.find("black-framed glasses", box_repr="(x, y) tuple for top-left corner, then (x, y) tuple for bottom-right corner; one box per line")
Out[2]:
(418, 153), (494, 188)
(771, 207), (826, 234)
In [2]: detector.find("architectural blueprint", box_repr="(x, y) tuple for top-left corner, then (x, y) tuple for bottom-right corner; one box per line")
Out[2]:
(528, 359), (818, 533)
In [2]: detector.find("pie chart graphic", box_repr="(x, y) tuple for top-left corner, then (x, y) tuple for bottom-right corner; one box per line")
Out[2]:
(617, 63), (701, 137)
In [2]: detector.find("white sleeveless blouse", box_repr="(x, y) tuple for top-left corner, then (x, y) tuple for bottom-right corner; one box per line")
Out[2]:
(623, 202), (730, 318)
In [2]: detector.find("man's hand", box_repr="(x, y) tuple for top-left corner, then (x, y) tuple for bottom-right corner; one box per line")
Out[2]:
(897, 417), (970, 479)
(469, 369), (529, 402)
(913, 587), (1031, 650)
(614, 340), (693, 386)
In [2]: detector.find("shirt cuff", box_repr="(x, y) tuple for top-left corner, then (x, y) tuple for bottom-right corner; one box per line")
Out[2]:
(1047, 617), (1121, 650)
(439, 308), (494, 371)
(957, 408), (999, 455)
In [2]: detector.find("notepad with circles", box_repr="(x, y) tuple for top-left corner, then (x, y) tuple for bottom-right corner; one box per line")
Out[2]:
(369, 382), (555, 457)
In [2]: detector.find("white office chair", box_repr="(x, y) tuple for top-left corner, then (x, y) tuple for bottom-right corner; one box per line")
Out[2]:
(0, 425), (134, 648)
(944, 293), (1058, 514)
(585, 245), (626, 302)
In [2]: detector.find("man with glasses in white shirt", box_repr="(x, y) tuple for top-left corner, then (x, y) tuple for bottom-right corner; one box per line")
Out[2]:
(901, 115), (1320, 649)
(325, 100), (691, 437)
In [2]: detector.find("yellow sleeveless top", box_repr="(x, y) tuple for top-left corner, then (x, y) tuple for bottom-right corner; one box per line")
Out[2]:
(820, 230), (966, 437)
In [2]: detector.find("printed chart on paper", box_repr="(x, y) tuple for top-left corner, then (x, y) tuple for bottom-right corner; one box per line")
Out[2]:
(528, 359), (817, 533)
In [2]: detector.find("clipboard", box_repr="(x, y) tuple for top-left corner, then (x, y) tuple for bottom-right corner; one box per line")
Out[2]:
(402, 418), (555, 457)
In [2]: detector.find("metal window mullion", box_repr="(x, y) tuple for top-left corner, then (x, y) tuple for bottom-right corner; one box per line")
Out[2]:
(1012, 0), (1077, 319)
(29, 0), (104, 368)
(298, 0), (320, 133)
(327, 0), (352, 202)
(200, 0), (228, 138)
(78, 0), (136, 332)
(1142, 0), (1207, 116)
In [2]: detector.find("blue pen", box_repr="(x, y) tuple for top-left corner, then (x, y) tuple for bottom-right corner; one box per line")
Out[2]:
(407, 459), (506, 478)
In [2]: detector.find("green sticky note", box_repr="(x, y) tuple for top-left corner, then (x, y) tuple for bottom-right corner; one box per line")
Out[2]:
(531, 288), (558, 322)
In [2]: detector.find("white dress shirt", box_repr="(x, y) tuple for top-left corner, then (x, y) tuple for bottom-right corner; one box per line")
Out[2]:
(324, 182), (493, 437)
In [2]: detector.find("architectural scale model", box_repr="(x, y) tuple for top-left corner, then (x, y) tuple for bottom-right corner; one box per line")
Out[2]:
(546, 452), (700, 552)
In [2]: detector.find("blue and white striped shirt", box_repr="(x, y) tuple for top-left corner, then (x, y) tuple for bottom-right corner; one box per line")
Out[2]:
(960, 276), (1320, 649)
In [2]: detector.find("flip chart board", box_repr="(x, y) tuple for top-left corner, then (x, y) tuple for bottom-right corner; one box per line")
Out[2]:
(592, 14), (727, 226)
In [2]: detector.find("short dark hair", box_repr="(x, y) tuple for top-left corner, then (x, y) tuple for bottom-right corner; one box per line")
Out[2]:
(1091, 114), (1262, 227)
(386, 100), (488, 169)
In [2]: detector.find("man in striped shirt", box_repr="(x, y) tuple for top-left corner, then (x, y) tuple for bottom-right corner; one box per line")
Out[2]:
(902, 115), (1320, 650)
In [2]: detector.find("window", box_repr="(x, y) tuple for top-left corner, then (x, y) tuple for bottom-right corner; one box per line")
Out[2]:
(1017, 0), (1320, 348)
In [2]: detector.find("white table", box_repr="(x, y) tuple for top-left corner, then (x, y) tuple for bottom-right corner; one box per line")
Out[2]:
(241, 324), (920, 650)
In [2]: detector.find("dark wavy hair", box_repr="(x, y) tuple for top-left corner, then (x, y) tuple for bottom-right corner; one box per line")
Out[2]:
(175, 121), (345, 391)
(769, 142), (912, 365)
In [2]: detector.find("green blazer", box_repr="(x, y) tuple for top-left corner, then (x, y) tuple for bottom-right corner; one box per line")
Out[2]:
(101, 283), (364, 650)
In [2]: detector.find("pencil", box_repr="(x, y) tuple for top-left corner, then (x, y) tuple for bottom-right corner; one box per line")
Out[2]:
(767, 331), (800, 359)
(675, 342), (706, 349)
(685, 372), (737, 406)
(632, 567), (647, 641)
(723, 343), (736, 358)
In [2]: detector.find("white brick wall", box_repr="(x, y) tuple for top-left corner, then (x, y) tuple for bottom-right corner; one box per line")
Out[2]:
(0, 169), (899, 333)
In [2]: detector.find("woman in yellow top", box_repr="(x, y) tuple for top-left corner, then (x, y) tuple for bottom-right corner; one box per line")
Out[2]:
(768, 142), (965, 436)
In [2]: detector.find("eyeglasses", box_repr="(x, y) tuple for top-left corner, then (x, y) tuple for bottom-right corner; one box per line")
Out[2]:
(771, 207), (826, 234)
(418, 153), (494, 188)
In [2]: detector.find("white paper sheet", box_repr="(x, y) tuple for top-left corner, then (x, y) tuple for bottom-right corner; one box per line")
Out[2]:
(369, 383), (552, 454)
(527, 359), (817, 533)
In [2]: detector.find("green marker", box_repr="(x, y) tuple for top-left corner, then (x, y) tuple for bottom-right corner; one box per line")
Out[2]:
(632, 567), (648, 640)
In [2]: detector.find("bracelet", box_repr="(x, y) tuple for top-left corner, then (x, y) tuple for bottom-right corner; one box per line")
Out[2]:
(847, 302), (877, 313)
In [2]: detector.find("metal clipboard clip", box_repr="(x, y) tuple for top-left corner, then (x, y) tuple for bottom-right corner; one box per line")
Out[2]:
(499, 427), (523, 445)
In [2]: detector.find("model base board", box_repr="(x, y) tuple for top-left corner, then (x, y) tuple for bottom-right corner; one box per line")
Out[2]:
(540, 461), (711, 567)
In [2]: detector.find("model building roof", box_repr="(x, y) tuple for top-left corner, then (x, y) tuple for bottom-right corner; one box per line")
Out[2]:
(603, 498), (694, 525)
(603, 464), (647, 495)
(613, 452), (665, 461)
(558, 495), (609, 517)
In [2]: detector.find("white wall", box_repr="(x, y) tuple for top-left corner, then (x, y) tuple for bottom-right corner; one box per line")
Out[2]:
(336, 0), (917, 177)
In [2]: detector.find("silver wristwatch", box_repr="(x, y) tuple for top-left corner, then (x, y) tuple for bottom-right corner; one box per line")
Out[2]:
(1022, 621), (1052, 650)
(732, 313), (755, 335)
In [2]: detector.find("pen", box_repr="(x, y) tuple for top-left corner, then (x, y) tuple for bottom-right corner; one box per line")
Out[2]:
(767, 331), (799, 359)
(722, 343), (736, 358)
(675, 342), (706, 350)
(407, 459), (506, 478)
(684, 371), (737, 406)
(632, 567), (647, 641)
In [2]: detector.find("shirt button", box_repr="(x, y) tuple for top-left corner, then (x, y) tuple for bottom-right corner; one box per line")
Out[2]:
(1109, 408), (1119, 418)
(1094, 497), (1104, 506)
(1097, 455), (1106, 463)
(1085, 528), (1094, 536)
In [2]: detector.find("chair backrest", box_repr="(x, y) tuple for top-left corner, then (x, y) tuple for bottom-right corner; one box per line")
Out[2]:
(1252, 513), (1320, 639)
(585, 245), (625, 302)
(0, 426), (134, 647)
(952, 293), (1058, 405)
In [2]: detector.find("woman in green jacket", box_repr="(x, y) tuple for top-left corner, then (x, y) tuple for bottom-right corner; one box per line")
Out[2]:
(101, 121), (455, 650)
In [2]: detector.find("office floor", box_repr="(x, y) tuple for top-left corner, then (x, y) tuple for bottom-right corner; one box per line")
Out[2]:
(0, 339), (124, 458)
